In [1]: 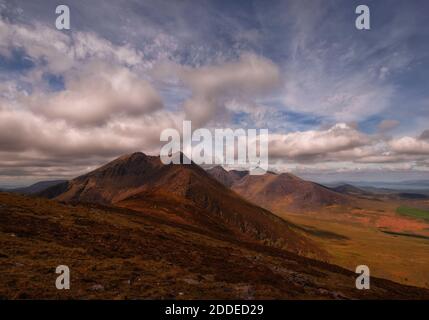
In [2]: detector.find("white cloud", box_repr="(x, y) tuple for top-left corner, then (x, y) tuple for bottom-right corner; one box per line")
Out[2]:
(24, 62), (163, 127)
(389, 136), (429, 155)
(282, 62), (395, 122)
(154, 53), (280, 126)
(269, 123), (369, 160)
(0, 19), (144, 74)
(265, 124), (429, 176)
(0, 18), (180, 181)
(0, 105), (181, 164)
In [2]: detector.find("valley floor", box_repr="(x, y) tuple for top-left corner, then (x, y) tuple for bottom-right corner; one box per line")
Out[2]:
(283, 211), (429, 289)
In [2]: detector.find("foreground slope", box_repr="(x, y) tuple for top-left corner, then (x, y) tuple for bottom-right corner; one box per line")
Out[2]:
(1, 192), (428, 299)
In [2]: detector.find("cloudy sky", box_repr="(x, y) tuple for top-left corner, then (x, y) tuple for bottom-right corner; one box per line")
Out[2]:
(1, 0), (429, 186)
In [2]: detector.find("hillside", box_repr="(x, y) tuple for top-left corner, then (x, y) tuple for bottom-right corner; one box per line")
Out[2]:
(1, 192), (428, 299)
(231, 172), (351, 213)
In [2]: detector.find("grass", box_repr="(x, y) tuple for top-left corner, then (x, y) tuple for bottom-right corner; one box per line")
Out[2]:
(396, 206), (429, 222)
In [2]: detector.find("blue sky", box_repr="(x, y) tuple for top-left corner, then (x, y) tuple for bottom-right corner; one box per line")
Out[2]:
(0, 0), (428, 185)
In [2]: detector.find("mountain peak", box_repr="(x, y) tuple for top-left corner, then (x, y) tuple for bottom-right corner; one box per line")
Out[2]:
(207, 166), (249, 187)
(209, 165), (228, 173)
(118, 151), (147, 161)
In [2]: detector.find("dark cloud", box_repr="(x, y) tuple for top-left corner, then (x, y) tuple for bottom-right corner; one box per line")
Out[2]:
(419, 129), (429, 140)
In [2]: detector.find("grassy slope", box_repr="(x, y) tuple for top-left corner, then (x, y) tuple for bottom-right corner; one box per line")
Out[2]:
(1, 193), (429, 299)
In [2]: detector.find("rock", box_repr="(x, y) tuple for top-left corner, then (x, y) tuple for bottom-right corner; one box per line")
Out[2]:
(90, 284), (104, 291)
(182, 277), (199, 285)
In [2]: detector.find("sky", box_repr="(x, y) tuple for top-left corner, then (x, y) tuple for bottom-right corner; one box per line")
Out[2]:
(0, 0), (429, 186)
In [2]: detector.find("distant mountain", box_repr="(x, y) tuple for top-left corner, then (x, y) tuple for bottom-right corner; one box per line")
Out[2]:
(36, 181), (69, 198)
(332, 184), (370, 196)
(207, 168), (351, 213)
(332, 184), (429, 200)
(231, 172), (351, 213)
(328, 180), (429, 190)
(44, 152), (323, 257)
(8, 180), (68, 195)
(395, 192), (429, 199)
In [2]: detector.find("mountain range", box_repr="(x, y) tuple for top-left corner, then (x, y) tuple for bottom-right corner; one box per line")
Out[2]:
(2, 152), (429, 299)
(40, 152), (323, 257)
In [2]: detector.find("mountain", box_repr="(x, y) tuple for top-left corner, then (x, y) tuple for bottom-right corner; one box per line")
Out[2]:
(329, 180), (429, 190)
(231, 172), (351, 213)
(395, 192), (429, 199)
(8, 180), (68, 195)
(206, 166), (248, 187)
(52, 153), (164, 204)
(45, 152), (323, 257)
(206, 168), (351, 213)
(332, 184), (370, 196)
(332, 184), (429, 200)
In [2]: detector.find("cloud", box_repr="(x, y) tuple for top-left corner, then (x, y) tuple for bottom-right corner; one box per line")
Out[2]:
(1, 1), (429, 183)
(0, 19), (143, 74)
(282, 56), (396, 122)
(419, 129), (429, 140)
(269, 123), (369, 161)
(0, 17), (184, 184)
(275, 1), (417, 123)
(266, 123), (429, 173)
(377, 119), (400, 132)
(155, 53), (280, 126)
(389, 136), (429, 155)
(0, 105), (180, 162)
(25, 62), (163, 127)
(0, 16), (176, 174)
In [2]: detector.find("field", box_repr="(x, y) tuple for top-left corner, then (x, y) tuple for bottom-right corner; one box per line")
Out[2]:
(282, 208), (429, 289)
(396, 206), (429, 222)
